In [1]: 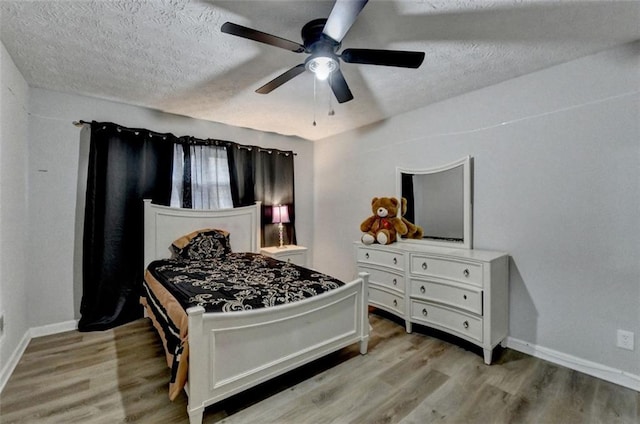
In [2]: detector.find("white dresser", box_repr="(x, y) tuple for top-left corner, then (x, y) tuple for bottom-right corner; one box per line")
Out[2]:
(355, 241), (509, 364)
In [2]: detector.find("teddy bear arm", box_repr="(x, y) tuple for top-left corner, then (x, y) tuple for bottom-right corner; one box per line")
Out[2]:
(360, 216), (377, 232)
(402, 217), (416, 231)
(392, 218), (408, 235)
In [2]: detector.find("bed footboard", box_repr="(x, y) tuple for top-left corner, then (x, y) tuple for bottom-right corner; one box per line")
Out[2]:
(185, 272), (369, 424)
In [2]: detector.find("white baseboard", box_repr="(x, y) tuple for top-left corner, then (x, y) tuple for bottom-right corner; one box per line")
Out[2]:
(0, 319), (78, 393)
(505, 336), (640, 392)
(0, 330), (31, 394)
(29, 319), (78, 338)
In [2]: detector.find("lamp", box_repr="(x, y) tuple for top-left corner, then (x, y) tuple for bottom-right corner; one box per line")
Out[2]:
(271, 204), (290, 248)
(306, 55), (338, 81)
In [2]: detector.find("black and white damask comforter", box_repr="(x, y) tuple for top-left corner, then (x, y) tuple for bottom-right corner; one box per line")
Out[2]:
(142, 251), (346, 399)
(146, 252), (344, 313)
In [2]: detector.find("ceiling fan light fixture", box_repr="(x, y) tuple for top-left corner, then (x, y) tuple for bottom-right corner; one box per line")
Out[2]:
(307, 55), (338, 81)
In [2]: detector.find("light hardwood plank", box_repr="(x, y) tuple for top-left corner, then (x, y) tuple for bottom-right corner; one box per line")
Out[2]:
(1, 312), (638, 424)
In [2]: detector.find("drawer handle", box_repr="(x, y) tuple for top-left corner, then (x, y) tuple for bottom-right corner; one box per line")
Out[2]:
(463, 320), (469, 329)
(422, 308), (428, 317)
(463, 294), (467, 300)
(392, 278), (397, 286)
(393, 299), (398, 307)
(365, 253), (370, 259)
(420, 285), (426, 294)
(463, 269), (470, 277)
(422, 262), (428, 270)
(393, 257), (398, 265)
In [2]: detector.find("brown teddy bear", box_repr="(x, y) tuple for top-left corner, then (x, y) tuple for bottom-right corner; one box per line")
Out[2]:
(401, 197), (424, 240)
(360, 197), (408, 245)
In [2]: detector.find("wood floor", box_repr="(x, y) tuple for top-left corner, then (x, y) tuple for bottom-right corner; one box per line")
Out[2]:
(1, 311), (638, 424)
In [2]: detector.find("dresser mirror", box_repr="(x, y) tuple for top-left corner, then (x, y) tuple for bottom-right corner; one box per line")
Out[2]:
(396, 156), (473, 249)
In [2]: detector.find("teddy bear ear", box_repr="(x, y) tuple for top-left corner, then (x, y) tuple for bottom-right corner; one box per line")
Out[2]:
(371, 197), (379, 205)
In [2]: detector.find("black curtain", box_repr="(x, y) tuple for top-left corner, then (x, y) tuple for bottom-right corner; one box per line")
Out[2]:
(78, 122), (174, 331)
(227, 146), (296, 247)
(227, 145), (255, 207)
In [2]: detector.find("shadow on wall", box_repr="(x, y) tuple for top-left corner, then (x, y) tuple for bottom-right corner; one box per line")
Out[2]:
(507, 257), (538, 346)
(73, 126), (91, 319)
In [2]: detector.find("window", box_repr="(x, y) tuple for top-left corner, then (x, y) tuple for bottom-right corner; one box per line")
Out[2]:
(170, 144), (233, 209)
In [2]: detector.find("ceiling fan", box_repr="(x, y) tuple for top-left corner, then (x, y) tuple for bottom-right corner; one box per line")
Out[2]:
(221, 0), (425, 104)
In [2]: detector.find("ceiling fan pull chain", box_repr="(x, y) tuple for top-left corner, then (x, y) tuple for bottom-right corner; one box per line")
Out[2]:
(313, 77), (317, 126)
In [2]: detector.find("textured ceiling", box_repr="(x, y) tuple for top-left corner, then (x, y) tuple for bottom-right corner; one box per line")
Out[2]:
(1, 1), (639, 141)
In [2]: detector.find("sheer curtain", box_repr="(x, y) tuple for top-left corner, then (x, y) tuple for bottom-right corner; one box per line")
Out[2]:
(170, 144), (233, 209)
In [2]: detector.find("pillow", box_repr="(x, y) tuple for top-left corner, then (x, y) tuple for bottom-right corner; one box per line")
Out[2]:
(170, 228), (232, 261)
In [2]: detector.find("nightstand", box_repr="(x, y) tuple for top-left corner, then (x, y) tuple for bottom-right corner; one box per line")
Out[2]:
(260, 245), (309, 268)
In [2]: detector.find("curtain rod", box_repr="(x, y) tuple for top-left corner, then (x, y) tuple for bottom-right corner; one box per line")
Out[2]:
(71, 120), (297, 155)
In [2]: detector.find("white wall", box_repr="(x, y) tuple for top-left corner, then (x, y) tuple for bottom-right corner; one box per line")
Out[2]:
(26, 88), (314, 328)
(314, 42), (640, 379)
(0, 42), (29, 378)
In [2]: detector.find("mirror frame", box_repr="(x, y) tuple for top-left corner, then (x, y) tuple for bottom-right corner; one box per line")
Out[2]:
(396, 156), (473, 249)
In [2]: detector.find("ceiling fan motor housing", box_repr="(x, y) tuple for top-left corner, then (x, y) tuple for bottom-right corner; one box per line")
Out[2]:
(302, 19), (340, 53)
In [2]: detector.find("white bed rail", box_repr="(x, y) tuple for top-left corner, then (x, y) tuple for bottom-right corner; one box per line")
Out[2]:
(185, 272), (370, 424)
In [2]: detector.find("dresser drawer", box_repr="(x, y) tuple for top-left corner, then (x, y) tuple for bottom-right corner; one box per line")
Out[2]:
(369, 286), (404, 315)
(410, 280), (482, 315)
(358, 248), (403, 271)
(410, 255), (482, 286)
(360, 267), (405, 293)
(411, 300), (483, 342)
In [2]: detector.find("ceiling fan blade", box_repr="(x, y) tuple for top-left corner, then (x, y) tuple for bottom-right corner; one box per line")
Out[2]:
(341, 48), (425, 68)
(255, 64), (306, 94)
(322, 0), (369, 43)
(328, 69), (354, 103)
(221, 22), (305, 53)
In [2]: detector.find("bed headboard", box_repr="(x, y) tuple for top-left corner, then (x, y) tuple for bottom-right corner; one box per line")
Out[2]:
(143, 200), (261, 267)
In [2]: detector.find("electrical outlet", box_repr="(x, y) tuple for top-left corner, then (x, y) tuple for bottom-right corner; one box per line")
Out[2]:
(616, 329), (634, 351)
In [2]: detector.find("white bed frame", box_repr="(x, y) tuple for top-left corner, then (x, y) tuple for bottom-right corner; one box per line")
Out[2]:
(143, 200), (369, 424)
